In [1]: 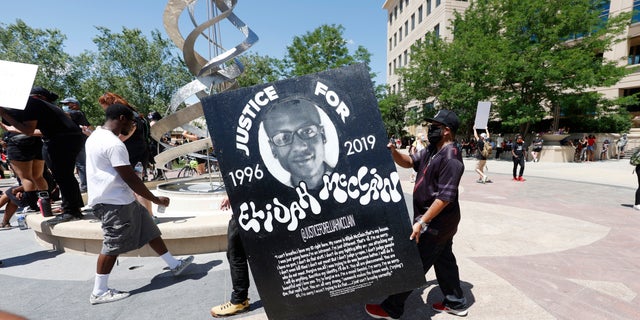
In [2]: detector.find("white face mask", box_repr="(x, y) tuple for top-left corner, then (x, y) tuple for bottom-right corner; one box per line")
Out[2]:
(62, 105), (70, 112)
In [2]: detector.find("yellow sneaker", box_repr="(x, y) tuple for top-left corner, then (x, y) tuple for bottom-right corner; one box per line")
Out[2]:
(210, 299), (250, 317)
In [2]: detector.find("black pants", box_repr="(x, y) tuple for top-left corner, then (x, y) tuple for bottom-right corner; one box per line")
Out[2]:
(43, 134), (84, 216)
(380, 234), (465, 318)
(227, 218), (249, 304)
(512, 156), (525, 178)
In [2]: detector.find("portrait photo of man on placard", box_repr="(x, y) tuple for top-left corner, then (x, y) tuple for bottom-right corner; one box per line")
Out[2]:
(258, 97), (339, 190)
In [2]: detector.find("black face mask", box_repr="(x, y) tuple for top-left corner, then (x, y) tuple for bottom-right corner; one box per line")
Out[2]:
(427, 126), (443, 145)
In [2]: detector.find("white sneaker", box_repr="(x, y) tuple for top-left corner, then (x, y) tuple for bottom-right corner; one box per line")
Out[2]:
(17, 207), (37, 214)
(633, 205), (640, 211)
(171, 255), (194, 276)
(90, 288), (130, 305)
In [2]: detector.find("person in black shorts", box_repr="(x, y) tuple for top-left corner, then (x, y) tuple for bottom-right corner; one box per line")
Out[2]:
(0, 87), (62, 217)
(0, 87), (84, 225)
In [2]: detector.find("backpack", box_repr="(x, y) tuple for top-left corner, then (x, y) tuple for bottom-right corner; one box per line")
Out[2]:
(481, 140), (493, 158)
(630, 149), (640, 166)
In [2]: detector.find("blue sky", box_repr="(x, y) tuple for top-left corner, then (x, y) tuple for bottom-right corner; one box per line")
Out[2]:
(0, 0), (388, 86)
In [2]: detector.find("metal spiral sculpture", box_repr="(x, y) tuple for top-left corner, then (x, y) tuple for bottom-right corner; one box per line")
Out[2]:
(152, 0), (258, 170)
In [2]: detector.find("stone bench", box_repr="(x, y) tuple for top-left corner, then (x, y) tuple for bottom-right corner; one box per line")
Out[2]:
(26, 211), (231, 257)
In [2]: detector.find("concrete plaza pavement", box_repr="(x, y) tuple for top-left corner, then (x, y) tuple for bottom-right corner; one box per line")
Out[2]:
(0, 156), (639, 319)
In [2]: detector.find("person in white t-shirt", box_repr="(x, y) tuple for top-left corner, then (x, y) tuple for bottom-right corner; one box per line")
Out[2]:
(84, 103), (194, 305)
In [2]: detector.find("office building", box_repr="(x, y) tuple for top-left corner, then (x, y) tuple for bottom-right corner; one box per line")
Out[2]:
(383, 0), (640, 135)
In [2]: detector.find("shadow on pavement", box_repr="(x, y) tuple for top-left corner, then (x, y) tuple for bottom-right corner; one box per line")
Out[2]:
(295, 279), (475, 319)
(1, 250), (63, 267)
(129, 259), (222, 296)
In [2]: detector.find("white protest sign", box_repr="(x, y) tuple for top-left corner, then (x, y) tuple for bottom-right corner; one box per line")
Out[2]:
(474, 101), (491, 129)
(0, 60), (39, 110)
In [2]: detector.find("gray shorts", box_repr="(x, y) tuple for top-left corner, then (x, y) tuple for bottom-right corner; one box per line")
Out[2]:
(93, 201), (161, 255)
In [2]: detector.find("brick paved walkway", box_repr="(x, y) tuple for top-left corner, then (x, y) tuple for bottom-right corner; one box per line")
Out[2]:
(1, 158), (638, 319)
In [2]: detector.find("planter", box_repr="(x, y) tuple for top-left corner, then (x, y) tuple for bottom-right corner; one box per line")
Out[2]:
(541, 133), (570, 146)
(538, 134), (573, 162)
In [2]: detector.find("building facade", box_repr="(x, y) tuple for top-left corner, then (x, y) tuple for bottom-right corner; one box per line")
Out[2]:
(382, 0), (640, 134)
(382, 0), (470, 137)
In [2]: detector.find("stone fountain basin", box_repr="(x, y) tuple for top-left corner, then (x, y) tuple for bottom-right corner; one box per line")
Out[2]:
(25, 176), (233, 256)
(151, 176), (228, 217)
(540, 133), (570, 146)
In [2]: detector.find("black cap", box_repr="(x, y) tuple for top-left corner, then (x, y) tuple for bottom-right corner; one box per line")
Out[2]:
(30, 86), (59, 102)
(426, 109), (460, 133)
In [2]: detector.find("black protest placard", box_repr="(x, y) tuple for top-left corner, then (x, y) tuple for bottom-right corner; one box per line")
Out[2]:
(202, 64), (424, 319)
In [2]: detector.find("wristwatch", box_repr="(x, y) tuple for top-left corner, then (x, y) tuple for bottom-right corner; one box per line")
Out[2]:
(419, 220), (429, 229)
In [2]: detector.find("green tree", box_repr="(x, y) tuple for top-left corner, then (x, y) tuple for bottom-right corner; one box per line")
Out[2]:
(235, 52), (283, 87)
(400, 31), (499, 136)
(86, 27), (192, 115)
(378, 92), (408, 138)
(400, 0), (633, 135)
(0, 19), (70, 96)
(281, 24), (400, 135)
(61, 51), (109, 125)
(282, 24), (373, 78)
(488, 0), (632, 134)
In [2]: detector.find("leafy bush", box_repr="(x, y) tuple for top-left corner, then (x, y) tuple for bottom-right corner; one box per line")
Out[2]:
(595, 113), (632, 133)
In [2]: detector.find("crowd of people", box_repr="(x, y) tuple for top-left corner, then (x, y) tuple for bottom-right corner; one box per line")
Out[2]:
(402, 129), (632, 186)
(411, 130), (628, 165)
(0, 87), (194, 305)
(1, 89), (636, 319)
(0, 88), (168, 226)
(408, 130), (535, 182)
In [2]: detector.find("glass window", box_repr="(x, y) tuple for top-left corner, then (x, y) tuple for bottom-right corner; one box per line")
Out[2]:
(629, 44), (640, 65)
(599, 0), (610, 25)
(399, 27), (403, 41)
(434, 24), (440, 38)
(411, 14), (415, 30)
(622, 87), (640, 112)
(427, 0), (432, 15)
(436, 0), (441, 7)
(405, 21), (409, 36)
(389, 38), (392, 51)
(632, 0), (640, 23)
(418, 6), (423, 23)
